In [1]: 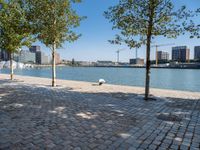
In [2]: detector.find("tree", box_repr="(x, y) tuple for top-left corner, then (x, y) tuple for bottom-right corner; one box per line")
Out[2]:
(0, 0), (33, 80)
(186, 8), (200, 39)
(104, 0), (196, 100)
(22, 0), (83, 87)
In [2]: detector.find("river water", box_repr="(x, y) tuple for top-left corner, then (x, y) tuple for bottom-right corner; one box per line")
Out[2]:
(1, 67), (200, 92)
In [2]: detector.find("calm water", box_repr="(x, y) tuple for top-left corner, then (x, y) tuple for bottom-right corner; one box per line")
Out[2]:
(1, 67), (200, 92)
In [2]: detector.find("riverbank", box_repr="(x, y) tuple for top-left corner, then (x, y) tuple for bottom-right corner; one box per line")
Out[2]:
(1, 74), (199, 99)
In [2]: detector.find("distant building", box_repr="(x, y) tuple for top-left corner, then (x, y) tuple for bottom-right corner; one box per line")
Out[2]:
(42, 55), (49, 64)
(35, 51), (40, 64)
(61, 59), (72, 65)
(97, 61), (113, 64)
(29, 45), (49, 64)
(36, 51), (49, 64)
(0, 49), (9, 61)
(194, 46), (200, 60)
(49, 53), (61, 64)
(77, 61), (95, 66)
(29, 46), (41, 53)
(157, 51), (169, 62)
(130, 58), (144, 65)
(13, 53), (19, 62)
(118, 62), (129, 66)
(16, 50), (36, 63)
(172, 46), (190, 62)
(96, 61), (114, 66)
(55, 52), (61, 64)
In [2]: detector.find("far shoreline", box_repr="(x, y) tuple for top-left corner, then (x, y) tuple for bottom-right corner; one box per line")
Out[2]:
(32, 64), (200, 70)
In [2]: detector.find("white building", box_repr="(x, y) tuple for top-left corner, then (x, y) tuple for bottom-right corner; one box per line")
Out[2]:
(14, 50), (36, 63)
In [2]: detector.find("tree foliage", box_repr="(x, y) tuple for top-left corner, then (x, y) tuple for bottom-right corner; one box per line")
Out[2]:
(0, 0), (33, 53)
(104, 0), (196, 48)
(21, 0), (83, 49)
(0, 0), (33, 80)
(185, 8), (200, 39)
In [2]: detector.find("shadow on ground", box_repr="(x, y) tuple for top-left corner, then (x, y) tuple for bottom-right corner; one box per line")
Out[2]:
(0, 79), (199, 149)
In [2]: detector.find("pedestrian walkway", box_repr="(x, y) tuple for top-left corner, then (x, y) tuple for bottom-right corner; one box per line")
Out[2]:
(0, 79), (199, 150)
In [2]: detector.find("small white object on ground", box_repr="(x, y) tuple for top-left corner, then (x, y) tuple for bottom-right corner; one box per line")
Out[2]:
(98, 79), (106, 85)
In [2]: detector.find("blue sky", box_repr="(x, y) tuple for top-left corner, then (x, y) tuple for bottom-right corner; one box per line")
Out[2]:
(32, 0), (200, 62)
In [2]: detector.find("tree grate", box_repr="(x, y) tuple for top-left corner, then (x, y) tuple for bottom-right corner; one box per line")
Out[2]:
(156, 113), (182, 122)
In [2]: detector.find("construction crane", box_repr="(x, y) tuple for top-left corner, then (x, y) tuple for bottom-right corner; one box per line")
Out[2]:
(151, 43), (175, 66)
(116, 48), (125, 63)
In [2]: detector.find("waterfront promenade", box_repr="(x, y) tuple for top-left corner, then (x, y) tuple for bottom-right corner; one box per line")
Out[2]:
(0, 74), (200, 150)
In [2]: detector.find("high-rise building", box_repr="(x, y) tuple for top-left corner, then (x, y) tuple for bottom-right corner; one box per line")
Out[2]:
(194, 46), (200, 60)
(157, 51), (169, 62)
(29, 46), (40, 53)
(42, 55), (49, 64)
(35, 51), (41, 64)
(14, 50), (35, 63)
(29, 45), (48, 64)
(0, 49), (9, 61)
(55, 52), (61, 64)
(172, 46), (190, 62)
(49, 52), (61, 64)
(36, 51), (49, 64)
(130, 58), (144, 65)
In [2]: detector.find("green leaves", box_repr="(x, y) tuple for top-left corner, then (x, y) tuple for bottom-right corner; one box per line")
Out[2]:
(0, 0), (33, 53)
(104, 0), (199, 49)
(22, 0), (83, 49)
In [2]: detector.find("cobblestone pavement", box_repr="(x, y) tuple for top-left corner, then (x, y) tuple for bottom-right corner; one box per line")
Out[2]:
(0, 79), (200, 150)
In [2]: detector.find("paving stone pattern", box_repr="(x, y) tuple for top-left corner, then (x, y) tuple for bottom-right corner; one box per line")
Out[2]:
(0, 80), (200, 150)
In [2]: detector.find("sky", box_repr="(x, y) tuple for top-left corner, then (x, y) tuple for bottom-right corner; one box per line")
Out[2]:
(31, 0), (200, 62)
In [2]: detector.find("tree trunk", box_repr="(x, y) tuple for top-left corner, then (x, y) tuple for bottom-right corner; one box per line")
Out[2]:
(52, 42), (56, 87)
(10, 53), (14, 80)
(144, 35), (151, 100)
(144, 1), (155, 100)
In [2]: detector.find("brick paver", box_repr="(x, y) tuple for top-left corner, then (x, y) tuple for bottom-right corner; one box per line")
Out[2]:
(0, 79), (200, 150)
